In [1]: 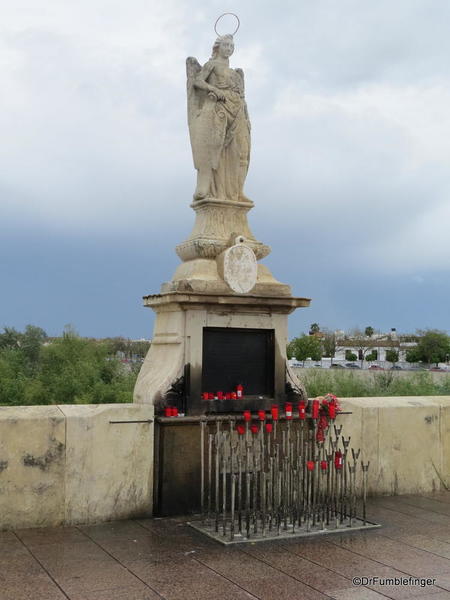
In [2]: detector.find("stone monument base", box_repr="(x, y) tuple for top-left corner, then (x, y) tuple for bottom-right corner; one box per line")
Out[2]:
(133, 291), (310, 413)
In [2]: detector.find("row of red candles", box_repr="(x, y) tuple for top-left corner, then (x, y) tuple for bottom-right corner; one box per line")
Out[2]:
(202, 384), (243, 400)
(235, 400), (337, 424)
(163, 399), (337, 421)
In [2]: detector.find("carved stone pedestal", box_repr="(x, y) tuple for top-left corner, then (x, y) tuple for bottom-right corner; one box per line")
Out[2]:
(133, 292), (310, 414)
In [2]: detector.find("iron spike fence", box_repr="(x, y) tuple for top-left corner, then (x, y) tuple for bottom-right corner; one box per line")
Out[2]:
(190, 408), (380, 544)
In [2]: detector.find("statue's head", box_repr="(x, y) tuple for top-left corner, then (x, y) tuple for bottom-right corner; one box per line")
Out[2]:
(211, 34), (234, 59)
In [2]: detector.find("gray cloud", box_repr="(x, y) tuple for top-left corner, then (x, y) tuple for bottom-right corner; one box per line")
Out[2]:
(1, 0), (449, 333)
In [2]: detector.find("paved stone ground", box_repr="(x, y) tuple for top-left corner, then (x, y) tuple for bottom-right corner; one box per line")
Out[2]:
(2, 493), (450, 600)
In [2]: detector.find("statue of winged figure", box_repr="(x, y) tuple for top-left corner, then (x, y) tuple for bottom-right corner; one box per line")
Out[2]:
(186, 34), (251, 203)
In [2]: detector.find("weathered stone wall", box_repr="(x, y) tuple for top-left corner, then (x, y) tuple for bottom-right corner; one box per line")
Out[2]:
(0, 404), (154, 530)
(0, 398), (449, 528)
(338, 397), (450, 496)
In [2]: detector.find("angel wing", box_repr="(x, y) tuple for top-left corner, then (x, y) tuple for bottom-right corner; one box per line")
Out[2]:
(186, 57), (202, 135)
(185, 56), (226, 172)
(235, 68), (251, 134)
(235, 68), (245, 95)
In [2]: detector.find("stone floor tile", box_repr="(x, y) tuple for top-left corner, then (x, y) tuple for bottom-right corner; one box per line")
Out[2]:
(374, 499), (450, 527)
(0, 554), (48, 582)
(236, 574), (328, 600)
(331, 533), (450, 576)
(402, 593), (450, 600)
(29, 539), (112, 568)
(401, 496), (450, 516)
(16, 526), (87, 547)
(79, 520), (149, 542)
(194, 551), (328, 599)
(127, 555), (260, 600)
(434, 572), (450, 591)
(50, 561), (142, 594)
(92, 533), (204, 565)
(66, 583), (163, 600)
(242, 544), (352, 593)
(0, 579), (67, 600)
(328, 588), (393, 599)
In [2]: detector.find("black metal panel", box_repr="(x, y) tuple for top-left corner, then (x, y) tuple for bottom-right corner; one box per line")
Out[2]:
(202, 327), (275, 399)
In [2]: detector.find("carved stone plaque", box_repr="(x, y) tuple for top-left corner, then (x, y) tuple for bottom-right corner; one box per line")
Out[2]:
(221, 244), (257, 293)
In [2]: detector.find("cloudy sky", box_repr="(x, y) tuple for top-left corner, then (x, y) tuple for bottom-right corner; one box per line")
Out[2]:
(1, 0), (449, 339)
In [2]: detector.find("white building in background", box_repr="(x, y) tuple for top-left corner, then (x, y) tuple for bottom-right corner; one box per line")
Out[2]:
(289, 328), (421, 369)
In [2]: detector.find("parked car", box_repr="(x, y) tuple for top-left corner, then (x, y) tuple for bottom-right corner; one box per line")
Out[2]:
(368, 365), (384, 371)
(429, 367), (447, 372)
(330, 364), (345, 369)
(345, 363), (361, 369)
(390, 365), (402, 370)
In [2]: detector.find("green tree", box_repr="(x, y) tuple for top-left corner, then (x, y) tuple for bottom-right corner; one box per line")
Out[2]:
(413, 330), (450, 365)
(365, 326), (374, 337)
(0, 327), (22, 349)
(322, 330), (337, 360)
(345, 350), (357, 361)
(21, 325), (47, 369)
(289, 334), (322, 364)
(0, 325), (137, 406)
(405, 347), (421, 364)
(385, 349), (399, 366)
(366, 350), (378, 362)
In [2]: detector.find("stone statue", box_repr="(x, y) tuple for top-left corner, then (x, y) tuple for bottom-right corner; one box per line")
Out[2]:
(186, 34), (251, 203)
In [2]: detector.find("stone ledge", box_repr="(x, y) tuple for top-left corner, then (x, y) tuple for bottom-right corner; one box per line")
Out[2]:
(143, 291), (311, 312)
(0, 404), (154, 530)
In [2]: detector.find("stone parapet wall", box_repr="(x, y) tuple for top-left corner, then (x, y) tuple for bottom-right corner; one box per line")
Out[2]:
(0, 398), (449, 529)
(337, 397), (450, 495)
(0, 404), (154, 530)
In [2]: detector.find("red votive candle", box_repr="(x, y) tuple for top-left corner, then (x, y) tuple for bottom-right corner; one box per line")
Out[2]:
(172, 407), (179, 417)
(307, 460), (315, 471)
(285, 403), (293, 419)
(202, 392), (209, 400)
(208, 393), (214, 400)
(320, 460), (328, 471)
(236, 384), (243, 398)
(217, 391), (224, 400)
(250, 425), (258, 434)
(312, 399), (320, 419)
(243, 410), (251, 422)
(328, 402), (336, 419)
(231, 391), (237, 400)
(225, 392), (231, 400)
(258, 410), (266, 421)
(271, 405), (279, 421)
(298, 402), (306, 420)
(334, 451), (343, 470)
(236, 424), (245, 435)
(265, 423), (273, 433)
(164, 407), (172, 417)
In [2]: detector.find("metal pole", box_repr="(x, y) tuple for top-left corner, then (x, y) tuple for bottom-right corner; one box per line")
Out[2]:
(200, 418), (205, 521)
(214, 421), (221, 533)
(361, 460), (370, 525)
(230, 472), (236, 541)
(222, 436), (227, 537)
(245, 438), (251, 538)
(207, 433), (213, 523)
